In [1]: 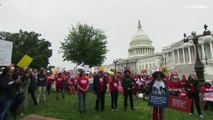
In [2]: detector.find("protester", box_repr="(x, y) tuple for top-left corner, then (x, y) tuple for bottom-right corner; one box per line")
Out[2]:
(68, 77), (76, 96)
(93, 70), (107, 112)
(47, 71), (53, 95)
(28, 70), (37, 106)
(200, 82), (213, 111)
(36, 68), (47, 103)
(185, 74), (204, 118)
(122, 69), (136, 111)
(0, 67), (22, 120)
(56, 72), (65, 99)
(110, 75), (119, 111)
(77, 70), (89, 113)
(147, 71), (167, 120)
(19, 70), (32, 117)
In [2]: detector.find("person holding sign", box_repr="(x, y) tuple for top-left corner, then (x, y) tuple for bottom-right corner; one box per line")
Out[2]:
(147, 71), (167, 120)
(185, 74), (204, 118)
(200, 82), (213, 111)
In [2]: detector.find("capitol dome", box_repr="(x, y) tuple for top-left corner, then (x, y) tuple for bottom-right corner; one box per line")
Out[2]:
(128, 20), (155, 58)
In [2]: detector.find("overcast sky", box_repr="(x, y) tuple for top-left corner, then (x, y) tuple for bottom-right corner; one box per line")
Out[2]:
(0, 0), (212, 69)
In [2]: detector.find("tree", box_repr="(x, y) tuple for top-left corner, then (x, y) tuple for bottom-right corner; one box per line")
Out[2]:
(61, 23), (108, 67)
(0, 30), (52, 69)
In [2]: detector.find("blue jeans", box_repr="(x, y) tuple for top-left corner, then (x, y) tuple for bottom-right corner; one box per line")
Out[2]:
(0, 99), (14, 120)
(77, 93), (87, 112)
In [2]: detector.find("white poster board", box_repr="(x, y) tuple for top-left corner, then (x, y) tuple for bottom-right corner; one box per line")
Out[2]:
(0, 40), (13, 66)
(84, 65), (90, 72)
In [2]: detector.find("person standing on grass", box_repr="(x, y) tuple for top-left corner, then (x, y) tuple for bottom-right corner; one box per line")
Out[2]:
(56, 72), (65, 99)
(110, 75), (119, 112)
(121, 69), (136, 111)
(77, 70), (89, 113)
(93, 70), (107, 112)
(147, 71), (167, 120)
(68, 77), (76, 96)
(47, 71), (53, 95)
(185, 74), (204, 119)
(36, 68), (47, 103)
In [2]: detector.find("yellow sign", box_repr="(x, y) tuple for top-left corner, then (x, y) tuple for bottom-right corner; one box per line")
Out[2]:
(17, 55), (33, 69)
(99, 66), (105, 72)
(161, 66), (168, 75)
(107, 69), (114, 75)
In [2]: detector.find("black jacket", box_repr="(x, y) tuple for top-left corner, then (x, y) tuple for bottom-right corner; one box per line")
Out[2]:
(93, 75), (107, 94)
(185, 80), (200, 93)
(121, 76), (136, 92)
(0, 76), (17, 100)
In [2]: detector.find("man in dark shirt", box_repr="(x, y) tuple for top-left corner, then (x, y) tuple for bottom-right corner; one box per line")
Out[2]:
(93, 70), (107, 112)
(122, 69), (136, 111)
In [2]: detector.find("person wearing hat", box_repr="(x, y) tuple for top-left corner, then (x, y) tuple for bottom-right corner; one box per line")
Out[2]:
(93, 70), (107, 112)
(121, 69), (136, 111)
(147, 71), (168, 120)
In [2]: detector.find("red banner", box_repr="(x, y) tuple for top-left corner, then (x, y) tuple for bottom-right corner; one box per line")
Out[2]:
(168, 96), (192, 113)
(203, 92), (213, 102)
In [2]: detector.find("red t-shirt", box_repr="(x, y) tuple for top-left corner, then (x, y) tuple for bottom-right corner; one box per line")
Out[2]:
(47, 75), (52, 85)
(99, 77), (104, 92)
(56, 77), (64, 88)
(110, 81), (118, 91)
(180, 91), (188, 99)
(200, 87), (213, 93)
(77, 77), (89, 94)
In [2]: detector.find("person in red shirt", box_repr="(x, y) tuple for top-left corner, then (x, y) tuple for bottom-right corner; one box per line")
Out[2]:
(68, 77), (76, 96)
(110, 75), (119, 111)
(47, 71), (53, 95)
(179, 88), (188, 99)
(77, 70), (89, 113)
(180, 75), (187, 89)
(56, 73), (65, 99)
(200, 82), (213, 111)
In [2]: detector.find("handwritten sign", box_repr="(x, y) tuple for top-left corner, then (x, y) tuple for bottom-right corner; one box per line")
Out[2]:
(148, 93), (169, 108)
(0, 40), (13, 66)
(203, 92), (213, 102)
(168, 95), (192, 113)
(17, 55), (33, 69)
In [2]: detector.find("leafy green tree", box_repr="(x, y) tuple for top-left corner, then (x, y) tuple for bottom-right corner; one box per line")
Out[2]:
(0, 30), (52, 68)
(61, 23), (108, 67)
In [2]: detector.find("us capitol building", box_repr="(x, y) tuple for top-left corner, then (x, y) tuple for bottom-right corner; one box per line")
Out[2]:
(101, 20), (213, 79)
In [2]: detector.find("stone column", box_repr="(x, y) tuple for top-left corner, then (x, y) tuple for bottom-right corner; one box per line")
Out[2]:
(188, 47), (192, 64)
(209, 42), (213, 59)
(201, 43), (205, 60)
(177, 49), (180, 64)
(172, 51), (175, 64)
(182, 48), (185, 64)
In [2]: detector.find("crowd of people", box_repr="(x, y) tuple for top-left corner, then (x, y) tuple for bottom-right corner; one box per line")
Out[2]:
(0, 66), (213, 120)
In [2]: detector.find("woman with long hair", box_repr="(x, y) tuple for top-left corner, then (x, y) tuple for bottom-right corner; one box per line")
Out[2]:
(77, 70), (89, 113)
(110, 75), (119, 111)
(185, 74), (204, 118)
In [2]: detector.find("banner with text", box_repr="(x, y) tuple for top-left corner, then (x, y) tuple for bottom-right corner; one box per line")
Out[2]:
(148, 93), (169, 108)
(203, 92), (213, 102)
(0, 40), (13, 66)
(168, 95), (192, 113)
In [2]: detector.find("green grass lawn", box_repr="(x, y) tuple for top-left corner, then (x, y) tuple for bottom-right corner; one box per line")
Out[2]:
(19, 92), (213, 120)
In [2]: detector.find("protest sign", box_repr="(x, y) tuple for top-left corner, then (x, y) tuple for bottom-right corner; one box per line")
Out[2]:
(17, 55), (33, 69)
(148, 93), (169, 108)
(0, 40), (13, 66)
(168, 95), (192, 113)
(203, 92), (213, 102)
(84, 65), (90, 72)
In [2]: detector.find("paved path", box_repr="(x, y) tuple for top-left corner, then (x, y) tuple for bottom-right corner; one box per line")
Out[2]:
(21, 114), (62, 120)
